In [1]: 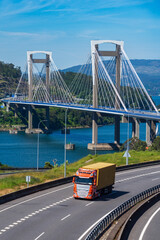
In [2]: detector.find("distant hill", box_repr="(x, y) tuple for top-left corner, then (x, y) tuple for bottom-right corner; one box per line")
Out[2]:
(0, 61), (21, 98)
(61, 59), (160, 96)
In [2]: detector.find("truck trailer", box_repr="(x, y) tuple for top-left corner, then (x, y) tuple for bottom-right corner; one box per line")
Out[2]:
(73, 162), (116, 199)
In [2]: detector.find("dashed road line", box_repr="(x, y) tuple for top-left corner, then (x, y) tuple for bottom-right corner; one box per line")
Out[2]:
(34, 232), (45, 240)
(85, 202), (94, 207)
(61, 214), (71, 221)
(0, 196), (73, 236)
(0, 184), (73, 213)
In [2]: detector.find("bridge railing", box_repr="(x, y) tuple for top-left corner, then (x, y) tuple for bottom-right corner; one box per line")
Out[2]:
(85, 184), (160, 240)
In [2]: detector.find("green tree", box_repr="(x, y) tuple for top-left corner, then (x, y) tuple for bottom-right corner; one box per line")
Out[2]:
(121, 137), (147, 151)
(151, 136), (160, 151)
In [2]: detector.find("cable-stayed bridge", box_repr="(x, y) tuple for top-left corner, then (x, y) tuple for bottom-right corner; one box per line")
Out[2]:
(2, 40), (160, 148)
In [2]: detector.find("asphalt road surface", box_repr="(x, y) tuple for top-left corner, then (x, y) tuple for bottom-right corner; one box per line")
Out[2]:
(0, 164), (160, 240)
(128, 198), (160, 240)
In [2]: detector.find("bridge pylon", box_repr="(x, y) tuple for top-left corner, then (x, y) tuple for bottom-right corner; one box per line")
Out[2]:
(25, 51), (52, 133)
(88, 40), (123, 150)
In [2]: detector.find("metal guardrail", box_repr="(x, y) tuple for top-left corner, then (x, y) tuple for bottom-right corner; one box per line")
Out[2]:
(85, 184), (160, 240)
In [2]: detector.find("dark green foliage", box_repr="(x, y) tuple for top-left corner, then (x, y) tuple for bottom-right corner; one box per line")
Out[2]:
(0, 61), (21, 98)
(0, 162), (11, 169)
(0, 106), (23, 127)
(121, 137), (147, 151)
(32, 107), (114, 130)
(60, 71), (77, 86)
(151, 136), (160, 151)
(44, 162), (54, 168)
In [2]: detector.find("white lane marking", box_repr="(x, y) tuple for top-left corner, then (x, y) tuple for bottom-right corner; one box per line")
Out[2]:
(13, 222), (18, 225)
(0, 184), (73, 213)
(116, 165), (160, 176)
(61, 214), (71, 221)
(139, 207), (160, 240)
(34, 232), (45, 240)
(85, 202), (94, 207)
(116, 171), (160, 183)
(78, 208), (115, 240)
(152, 178), (159, 181)
(0, 196), (73, 235)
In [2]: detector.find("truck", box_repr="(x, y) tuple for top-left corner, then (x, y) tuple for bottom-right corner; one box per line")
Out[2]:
(73, 162), (116, 199)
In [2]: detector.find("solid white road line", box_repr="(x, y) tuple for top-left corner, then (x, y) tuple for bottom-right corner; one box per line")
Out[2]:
(0, 184), (73, 213)
(139, 207), (160, 240)
(116, 165), (160, 176)
(61, 214), (71, 221)
(78, 208), (115, 240)
(116, 171), (160, 183)
(34, 232), (45, 240)
(152, 178), (159, 181)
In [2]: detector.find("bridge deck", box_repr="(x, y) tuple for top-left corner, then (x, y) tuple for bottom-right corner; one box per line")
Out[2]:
(2, 99), (160, 121)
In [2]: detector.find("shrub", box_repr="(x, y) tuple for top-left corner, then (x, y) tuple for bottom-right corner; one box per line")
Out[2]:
(121, 137), (147, 151)
(44, 162), (54, 169)
(151, 136), (160, 151)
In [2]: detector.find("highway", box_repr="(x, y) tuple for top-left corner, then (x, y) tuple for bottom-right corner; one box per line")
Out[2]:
(0, 164), (160, 240)
(128, 198), (160, 240)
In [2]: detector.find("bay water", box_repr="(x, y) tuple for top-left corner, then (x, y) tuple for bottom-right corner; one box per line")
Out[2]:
(0, 96), (159, 168)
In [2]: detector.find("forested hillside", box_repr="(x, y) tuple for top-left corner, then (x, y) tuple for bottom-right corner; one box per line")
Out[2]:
(0, 61), (21, 98)
(0, 61), (113, 129)
(0, 59), (160, 98)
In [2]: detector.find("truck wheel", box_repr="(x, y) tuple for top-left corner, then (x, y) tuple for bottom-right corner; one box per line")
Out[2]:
(108, 186), (112, 194)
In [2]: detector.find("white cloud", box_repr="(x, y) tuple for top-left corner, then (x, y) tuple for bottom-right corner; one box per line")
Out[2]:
(0, 31), (39, 37)
(1, 0), (56, 16)
(0, 30), (66, 39)
(44, 8), (77, 12)
(85, 0), (152, 9)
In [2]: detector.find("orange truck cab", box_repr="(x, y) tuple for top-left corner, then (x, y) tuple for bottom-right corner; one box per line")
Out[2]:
(73, 162), (116, 199)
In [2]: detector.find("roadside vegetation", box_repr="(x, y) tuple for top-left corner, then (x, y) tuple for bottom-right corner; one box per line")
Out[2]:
(1, 136), (160, 196)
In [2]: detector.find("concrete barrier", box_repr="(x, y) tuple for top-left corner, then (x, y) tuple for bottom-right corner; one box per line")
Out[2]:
(116, 159), (160, 172)
(0, 176), (73, 205)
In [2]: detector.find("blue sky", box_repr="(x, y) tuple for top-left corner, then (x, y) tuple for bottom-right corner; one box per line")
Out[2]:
(0, 0), (160, 70)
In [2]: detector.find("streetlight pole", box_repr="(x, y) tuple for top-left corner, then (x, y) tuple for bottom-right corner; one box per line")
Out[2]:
(37, 120), (47, 171)
(64, 108), (68, 177)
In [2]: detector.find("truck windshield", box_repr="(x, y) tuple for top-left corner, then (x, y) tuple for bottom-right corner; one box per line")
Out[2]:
(75, 176), (93, 185)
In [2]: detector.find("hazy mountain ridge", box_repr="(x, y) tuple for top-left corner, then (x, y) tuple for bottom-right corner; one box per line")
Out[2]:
(61, 59), (160, 95)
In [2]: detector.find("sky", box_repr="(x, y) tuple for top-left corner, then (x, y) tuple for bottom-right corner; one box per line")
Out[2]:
(0, 0), (160, 71)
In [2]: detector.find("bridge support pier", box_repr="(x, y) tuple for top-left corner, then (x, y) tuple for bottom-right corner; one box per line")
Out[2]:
(146, 120), (156, 146)
(45, 107), (50, 132)
(132, 118), (140, 139)
(92, 112), (98, 145)
(25, 105), (33, 133)
(114, 116), (120, 144)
